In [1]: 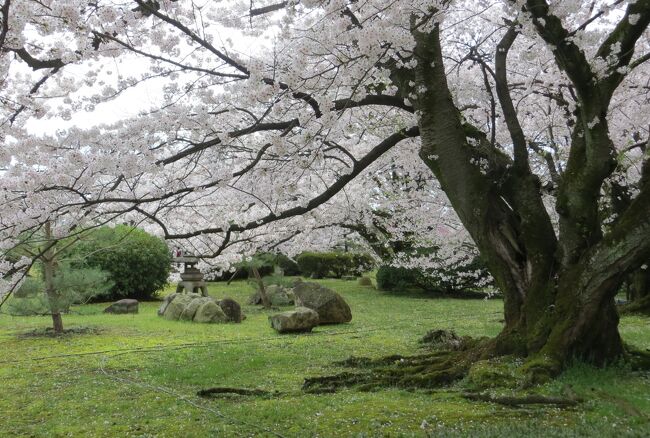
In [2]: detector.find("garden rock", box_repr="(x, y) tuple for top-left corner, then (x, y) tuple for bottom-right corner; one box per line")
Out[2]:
(293, 282), (352, 324)
(194, 300), (228, 323)
(268, 285), (293, 306)
(103, 299), (139, 314)
(248, 285), (294, 306)
(179, 297), (209, 321)
(269, 307), (319, 333)
(161, 293), (200, 320)
(158, 293), (240, 324)
(217, 297), (242, 323)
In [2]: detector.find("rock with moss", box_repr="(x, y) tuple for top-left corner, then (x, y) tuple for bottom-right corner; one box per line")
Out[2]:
(103, 299), (139, 314)
(269, 307), (320, 333)
(293, 282), (351, 324)
(161, 293), (200, 320)
(158, 293), (239, 324)
(194, 300), (228, 323)
(248, 285), (294, 306)
(179, 297), (209, 321)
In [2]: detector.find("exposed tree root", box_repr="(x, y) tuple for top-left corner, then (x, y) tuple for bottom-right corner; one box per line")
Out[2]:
(197, 387), (275, 398)
(462, 392), (582, 408)
(303, 329), (646, 395)
(303, 338), (486, 393)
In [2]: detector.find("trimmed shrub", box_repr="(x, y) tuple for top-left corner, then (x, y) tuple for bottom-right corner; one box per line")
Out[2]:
(296, 252), (375, 278)
(376, 255), (493, 294)
(70, 225), (171, 301)
(275, 253), (301, 276)
(358, 276), (373, 287)
(376, 265), (422, 291)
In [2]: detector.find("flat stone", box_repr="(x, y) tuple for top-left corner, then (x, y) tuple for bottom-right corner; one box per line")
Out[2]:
(269, 307), (319, 333)
(103, 299), (139, 314)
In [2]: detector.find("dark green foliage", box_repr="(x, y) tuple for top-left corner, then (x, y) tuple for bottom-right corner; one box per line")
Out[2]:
(376, 255), (492, 294)
(376, 265), (422, 291)
(7, 265), (111, 316)
(274, 253), (301, 276)
(70, 225), (171, 301)
(261, 274), (295, 289)
(210, 253), (290, 281)
(296, 252), (375, 278)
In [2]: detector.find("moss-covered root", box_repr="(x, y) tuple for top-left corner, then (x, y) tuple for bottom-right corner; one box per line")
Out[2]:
(303, 350), (474, 393)
(521, 355), (562, 387)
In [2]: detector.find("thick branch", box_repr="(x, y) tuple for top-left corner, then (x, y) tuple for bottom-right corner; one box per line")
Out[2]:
(159, 119), (299, 165)
(518, 0), (594, 99)
(164, 126), (420, 239)
(11, 48), (65, 70)
(134, 0), (250, 76)
(495, 26), (528, 170)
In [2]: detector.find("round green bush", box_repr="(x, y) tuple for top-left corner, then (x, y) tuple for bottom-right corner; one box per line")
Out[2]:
(71, 225), (171, 301)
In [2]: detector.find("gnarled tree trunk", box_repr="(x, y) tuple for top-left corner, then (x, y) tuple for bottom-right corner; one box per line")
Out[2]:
(409, 14), (650, 377)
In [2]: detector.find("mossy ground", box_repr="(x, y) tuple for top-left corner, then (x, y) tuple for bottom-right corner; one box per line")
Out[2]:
(1, 278), (649, 437)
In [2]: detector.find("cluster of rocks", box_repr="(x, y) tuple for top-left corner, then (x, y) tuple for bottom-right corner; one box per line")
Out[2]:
(157, 293), (242, 323)
(268, 281), (352, 333)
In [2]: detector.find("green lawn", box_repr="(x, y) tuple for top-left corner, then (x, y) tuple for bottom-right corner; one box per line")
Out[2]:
(1, 278), (649, 437)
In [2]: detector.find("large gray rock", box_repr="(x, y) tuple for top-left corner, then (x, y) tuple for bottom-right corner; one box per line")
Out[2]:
(103, 299), (139, 314)
(293, 282), (352, 324)
(157, 293), (176, 316)
(194, 300), (228, 323)
(268, 285), (293, 306)
(161, 293), (201, 320)
(158, 293), (239, 324)
(269, 307), (319, 333)
(179, 297), (209, 321)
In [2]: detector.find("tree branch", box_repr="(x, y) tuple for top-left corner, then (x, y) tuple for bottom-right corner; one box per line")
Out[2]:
(164, 126), (420, 239)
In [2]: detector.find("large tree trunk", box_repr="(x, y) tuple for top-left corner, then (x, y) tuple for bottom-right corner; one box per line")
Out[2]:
(409, 22), (650, 376)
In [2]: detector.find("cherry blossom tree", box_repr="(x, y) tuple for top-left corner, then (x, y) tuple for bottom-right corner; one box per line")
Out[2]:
(1, 0), (650, 385)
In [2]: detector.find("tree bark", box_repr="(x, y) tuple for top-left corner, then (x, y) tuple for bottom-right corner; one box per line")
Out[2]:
(42, 222), (64, 334)
(251, 266), (271, 309)
(408, 22), (650, 377)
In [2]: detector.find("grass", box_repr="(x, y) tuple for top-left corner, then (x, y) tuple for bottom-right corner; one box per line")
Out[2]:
(0, 278), (648, 437)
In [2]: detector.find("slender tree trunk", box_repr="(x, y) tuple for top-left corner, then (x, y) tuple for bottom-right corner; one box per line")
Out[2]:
(43, 222), (63, 334)
(251, 266), (271, 309)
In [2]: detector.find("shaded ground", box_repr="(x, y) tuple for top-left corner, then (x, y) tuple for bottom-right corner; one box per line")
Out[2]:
(0, 278), (649, 437)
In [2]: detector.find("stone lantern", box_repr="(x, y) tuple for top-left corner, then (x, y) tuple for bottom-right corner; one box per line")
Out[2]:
(173, 255), (208, 296)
